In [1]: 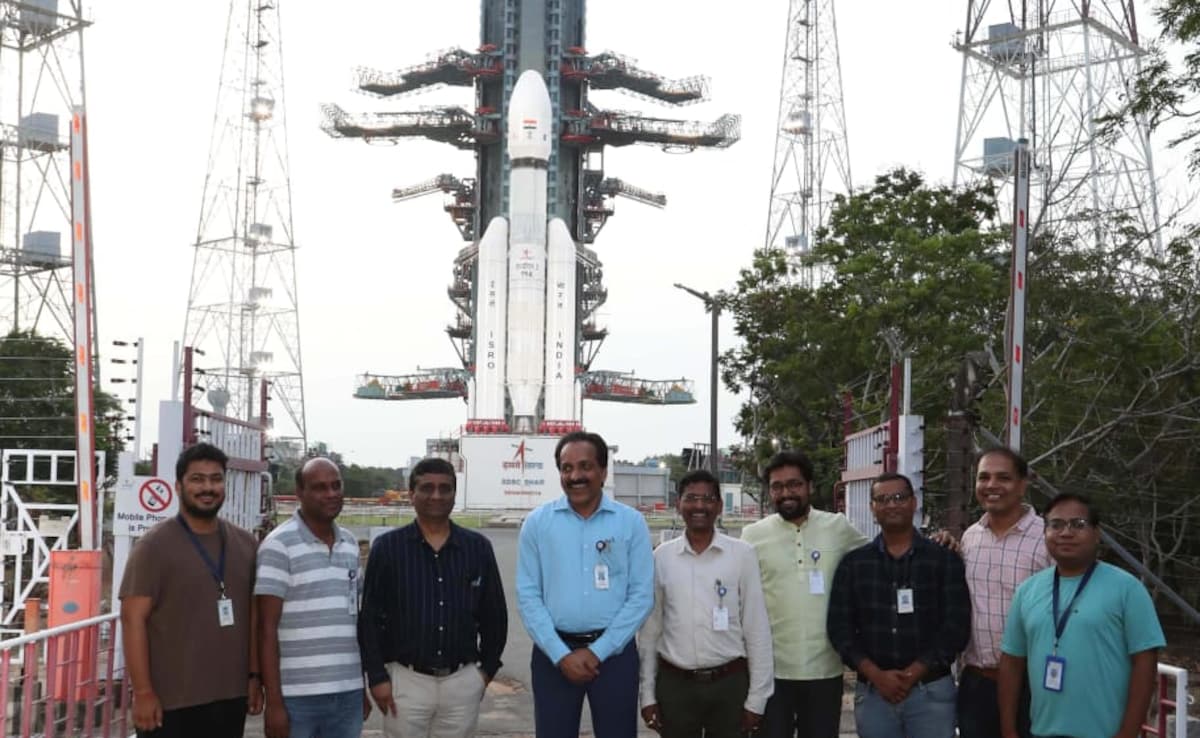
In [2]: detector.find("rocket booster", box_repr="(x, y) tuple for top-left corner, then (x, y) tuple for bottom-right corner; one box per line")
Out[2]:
(468, 70), (579, 434)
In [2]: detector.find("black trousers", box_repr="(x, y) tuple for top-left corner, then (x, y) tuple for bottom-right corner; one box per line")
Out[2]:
(655, 665), (750, 738)
(956, 668), (1032, 738)
(761, 676), (843, 738)
(137, 696), (247, 738)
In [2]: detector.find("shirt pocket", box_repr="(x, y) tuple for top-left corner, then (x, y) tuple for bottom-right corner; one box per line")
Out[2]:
(597, 535), (629, 578)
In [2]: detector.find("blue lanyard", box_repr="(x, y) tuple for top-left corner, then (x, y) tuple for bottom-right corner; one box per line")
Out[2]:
(177, 515), (227, 596)
(1051, 562), (1097, 649)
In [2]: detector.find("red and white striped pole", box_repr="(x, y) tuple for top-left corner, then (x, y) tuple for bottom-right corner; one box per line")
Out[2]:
(1006, 139), (1031, 453)
(70, 106), (98, 550)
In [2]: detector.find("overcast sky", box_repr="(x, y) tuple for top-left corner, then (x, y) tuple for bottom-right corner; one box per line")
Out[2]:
(82, 0), (1180, 468)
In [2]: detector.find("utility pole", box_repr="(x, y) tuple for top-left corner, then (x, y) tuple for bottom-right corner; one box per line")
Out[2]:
(675, 283), (722, 476)
(946, 351), (992, 536)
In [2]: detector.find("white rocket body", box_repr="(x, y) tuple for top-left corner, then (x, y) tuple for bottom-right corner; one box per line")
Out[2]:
(468, 70), (579, 434)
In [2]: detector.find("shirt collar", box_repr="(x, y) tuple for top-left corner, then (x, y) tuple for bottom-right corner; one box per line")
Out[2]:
(552, 493), (616, 516)
(677, 532), (725, 556)
(292, 510), (343, 546)
(400, 520), (463, 549)
(873, 531), (926, 558)
(980, 503), (1038, 533)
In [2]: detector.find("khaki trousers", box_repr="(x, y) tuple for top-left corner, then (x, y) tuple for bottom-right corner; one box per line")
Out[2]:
(382, 663), (487, 738)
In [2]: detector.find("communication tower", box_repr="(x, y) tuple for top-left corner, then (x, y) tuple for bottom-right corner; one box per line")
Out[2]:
(182, 0), (307, 447)
(0, 1), (91, 340)
(951, 1), (1162, 250)
(764, 0), (853, 278)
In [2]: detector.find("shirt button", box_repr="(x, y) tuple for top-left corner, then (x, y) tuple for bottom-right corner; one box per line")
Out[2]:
(439, 626), (444, 631)
(438, 577), (443, 582)
(891, 628), (897, 634)
(439, 601), (445, 606)
(437, 650), (442, 655)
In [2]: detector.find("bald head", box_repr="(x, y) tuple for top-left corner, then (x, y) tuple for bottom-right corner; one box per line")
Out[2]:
(295, 457), (344, 524)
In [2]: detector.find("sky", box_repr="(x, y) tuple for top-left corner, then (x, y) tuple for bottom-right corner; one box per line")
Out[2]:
(77, 0), (1182, 468)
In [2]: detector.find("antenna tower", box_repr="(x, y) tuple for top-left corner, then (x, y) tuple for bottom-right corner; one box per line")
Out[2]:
(952, 1), (1162, 252)
(764, 0), (852, 281)
(0, 1), (91, 341)
(183, 0), (307, 448)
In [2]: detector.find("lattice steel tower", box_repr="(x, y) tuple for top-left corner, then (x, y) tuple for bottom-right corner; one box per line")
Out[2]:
(952, 1), (1162, 250)
(183, 0), (306, 446)
(0, 1), (91, 340)
(765, 0), (852, 272)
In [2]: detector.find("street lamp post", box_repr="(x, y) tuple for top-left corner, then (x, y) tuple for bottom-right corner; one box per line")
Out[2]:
(674, 283), (721, 477)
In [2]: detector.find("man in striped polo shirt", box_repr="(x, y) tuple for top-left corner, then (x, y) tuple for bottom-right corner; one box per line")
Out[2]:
(256, 457), (367, 738)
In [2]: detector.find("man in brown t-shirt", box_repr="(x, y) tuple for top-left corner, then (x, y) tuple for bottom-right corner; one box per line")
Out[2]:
(120, 442), (262, 737)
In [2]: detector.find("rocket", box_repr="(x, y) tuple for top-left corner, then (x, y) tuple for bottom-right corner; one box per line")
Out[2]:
(469, 70), (579, 435)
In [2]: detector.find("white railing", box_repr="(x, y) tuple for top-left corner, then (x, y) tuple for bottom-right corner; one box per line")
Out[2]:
(1143, 663), (1191, 738)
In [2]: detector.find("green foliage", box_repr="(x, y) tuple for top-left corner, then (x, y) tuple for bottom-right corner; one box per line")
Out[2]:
(273, 453), (405, 498)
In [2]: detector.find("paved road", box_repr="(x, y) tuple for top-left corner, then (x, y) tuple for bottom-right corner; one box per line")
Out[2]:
(245, 527), (856, 737)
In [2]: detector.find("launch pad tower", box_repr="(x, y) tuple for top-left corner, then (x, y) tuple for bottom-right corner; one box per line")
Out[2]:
(324, 0), (738, 441)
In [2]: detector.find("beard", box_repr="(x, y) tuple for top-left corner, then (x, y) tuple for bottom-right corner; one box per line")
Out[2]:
(776, 497), (810, 521)
(182, 498), (222, 519)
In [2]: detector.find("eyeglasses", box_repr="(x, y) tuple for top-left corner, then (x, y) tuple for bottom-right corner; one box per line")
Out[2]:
(768, 479), (807, 494)
(1046, 517), (1092, 532)
(680, 493), (720, 504)
(871, 490), (914, 506)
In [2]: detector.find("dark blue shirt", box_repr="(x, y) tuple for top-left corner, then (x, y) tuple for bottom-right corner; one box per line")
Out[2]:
(358, 521), (507, 687)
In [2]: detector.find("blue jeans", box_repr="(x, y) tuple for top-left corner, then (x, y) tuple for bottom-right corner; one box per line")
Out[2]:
(853, 676), (956, 738)
(282, 689), (363, 738)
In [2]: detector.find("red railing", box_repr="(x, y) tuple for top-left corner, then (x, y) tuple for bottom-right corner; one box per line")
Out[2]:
(0, 613), (130, 737)
(1142, 663), (1190, 738)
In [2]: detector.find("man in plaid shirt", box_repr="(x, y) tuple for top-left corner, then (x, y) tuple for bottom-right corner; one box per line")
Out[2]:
(827, 472), (970, 738)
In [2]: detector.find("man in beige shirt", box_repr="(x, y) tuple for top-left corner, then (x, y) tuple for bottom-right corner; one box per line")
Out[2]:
(741, 451), (868, 738)
(639, 469), (774, 737)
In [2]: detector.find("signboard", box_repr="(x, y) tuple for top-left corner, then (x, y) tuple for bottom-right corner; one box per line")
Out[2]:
(459, 434), (615, 510)
(113, 475), (179, 537)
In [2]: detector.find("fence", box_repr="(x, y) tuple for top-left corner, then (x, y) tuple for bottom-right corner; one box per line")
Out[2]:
(1143, 663), (1192, 738)
(0, 613), (129, 737)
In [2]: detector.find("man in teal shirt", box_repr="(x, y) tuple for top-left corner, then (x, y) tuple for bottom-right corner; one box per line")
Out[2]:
(999, 492), (1164, 738)
(516, 431), (655, 738)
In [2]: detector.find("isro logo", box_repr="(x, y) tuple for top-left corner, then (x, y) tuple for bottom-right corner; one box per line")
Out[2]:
(502, 439), (545, 472)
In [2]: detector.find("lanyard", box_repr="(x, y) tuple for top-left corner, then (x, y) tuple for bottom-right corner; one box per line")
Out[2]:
(177, 515), (227, 597)
(1051, 562), (1097, 649)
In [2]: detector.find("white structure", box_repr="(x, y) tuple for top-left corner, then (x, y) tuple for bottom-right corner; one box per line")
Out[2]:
(457, 433), (614, 510)
(765, 0), (853, 281)
(952, 1), (1162, 253)
(182, 0), (307, 446)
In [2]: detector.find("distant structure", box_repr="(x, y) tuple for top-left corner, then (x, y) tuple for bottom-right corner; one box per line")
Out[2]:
(764, 0), (853, 282)
(324, 0), (738, 437)
(952, 1), (1162, 251)
(0, 0), (92, 341)
(182, 0), (306, 448)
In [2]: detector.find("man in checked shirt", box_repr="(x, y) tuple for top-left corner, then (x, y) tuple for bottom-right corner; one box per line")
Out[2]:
(957, 447), (1050, 738)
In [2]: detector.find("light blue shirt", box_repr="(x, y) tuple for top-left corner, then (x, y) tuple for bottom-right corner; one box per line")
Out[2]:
(1001, 562), (1166, 738)
(516, 494), (654, 664)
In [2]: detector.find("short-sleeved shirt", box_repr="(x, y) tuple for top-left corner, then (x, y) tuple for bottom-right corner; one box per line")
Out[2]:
(961, 505), (1052, 668)
(1001, 562), (1166, 738)
(741, 510), (869, 680)
(119, 517), (258, 710)
(254, 512), (363, 697)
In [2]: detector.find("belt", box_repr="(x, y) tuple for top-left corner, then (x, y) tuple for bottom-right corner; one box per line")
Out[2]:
(658, 656), (747, 683)
(964, 664), (999, 681)
(404, 662), (469, 678)
(557, 629), (604, 649)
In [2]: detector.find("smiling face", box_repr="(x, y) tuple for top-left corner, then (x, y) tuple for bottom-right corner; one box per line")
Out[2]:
(410, 472), (456, 523)
(870, 477), (916, 532)
(297, 458), (344, 524)
(1044, 498), (1100, 571)
(557, 440), (607, 512)
(975, 451), (1027, 518)
(677, 480), (721, 535)
(178, 459), (225, 519)
(767, 464), (812, 521)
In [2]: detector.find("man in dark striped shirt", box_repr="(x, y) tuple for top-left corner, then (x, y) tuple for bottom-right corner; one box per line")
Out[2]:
(827, 472), (970, 738)
(358, 457), (508, 738)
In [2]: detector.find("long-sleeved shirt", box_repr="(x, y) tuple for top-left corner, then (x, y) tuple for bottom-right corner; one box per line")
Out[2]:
(961, 505), (1051, 668)
(516, 494), (654, 665)
(638, 533), (774, 713)
(357, 521), (507, 687)
(827, 533), (970, 676)
(741, 510), (869, 680)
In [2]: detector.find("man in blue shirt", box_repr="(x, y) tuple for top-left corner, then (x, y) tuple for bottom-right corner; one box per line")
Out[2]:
(999, 492), (1165, 738)
(517, 431), (655, 738)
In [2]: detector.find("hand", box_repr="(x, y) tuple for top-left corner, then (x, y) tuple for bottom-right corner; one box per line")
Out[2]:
(898, 661), (928, 691)
(132, 690), (163, 731)
(641, 704), (663, 733)
(478, 667), (492, 688)
(370, 681), (397, 717)
(263, 700), (289, 738)
(740, 709), (763, 732)
(246, 678), (264, 715)
(558, 648), (601, 685)
(870, 669), (910, 704)
(362, 690), (373, 721)
(929, 529), (961, 553)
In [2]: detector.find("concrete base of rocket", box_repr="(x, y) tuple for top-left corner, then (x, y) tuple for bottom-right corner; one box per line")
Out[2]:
(456, 434), (614, 509)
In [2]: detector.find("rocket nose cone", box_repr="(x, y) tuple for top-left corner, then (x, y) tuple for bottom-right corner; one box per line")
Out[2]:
(507, 70), (553, 161)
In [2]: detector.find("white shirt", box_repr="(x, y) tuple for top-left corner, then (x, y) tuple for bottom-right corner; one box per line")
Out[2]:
(638, 532), (775, 713)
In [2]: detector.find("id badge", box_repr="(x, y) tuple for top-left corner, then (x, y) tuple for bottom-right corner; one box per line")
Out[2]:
(809, 569), (826, 595)
(217, 597), (235, 628)
(348, 576), (358, 616)
(712, 606), (730, 631)
(594, 563), (610, 590)
(896, 588), (914, 614)
(1043, 655), (1066, 692)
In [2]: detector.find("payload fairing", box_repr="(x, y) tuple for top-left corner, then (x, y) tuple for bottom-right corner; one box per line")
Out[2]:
(471, 71), (580, 434)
